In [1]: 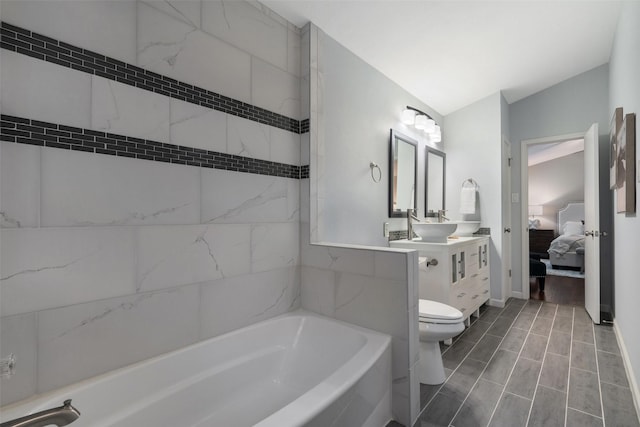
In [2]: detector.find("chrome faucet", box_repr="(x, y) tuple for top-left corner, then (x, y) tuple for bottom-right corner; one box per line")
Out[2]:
(407, 208), (420, 239)
(437, 209), (449, 223)
(1, 400), (80, 427)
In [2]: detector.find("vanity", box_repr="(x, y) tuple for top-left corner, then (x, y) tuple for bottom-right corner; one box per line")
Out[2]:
(390, 236), (490, 325)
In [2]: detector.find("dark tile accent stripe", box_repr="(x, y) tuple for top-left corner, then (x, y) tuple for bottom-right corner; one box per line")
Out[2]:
(388, 230), (407, 241)
(300, 165), (309, 179)
(1, 115), (306, 179)
(0, 21), (304, 135)
(300, 118), (310, 134)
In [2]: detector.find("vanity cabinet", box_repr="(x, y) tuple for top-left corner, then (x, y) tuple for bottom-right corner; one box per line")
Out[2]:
(390, 236), (491, 323)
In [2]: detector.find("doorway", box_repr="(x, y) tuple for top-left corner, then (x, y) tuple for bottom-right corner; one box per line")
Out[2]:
(521, 133), (586, 307)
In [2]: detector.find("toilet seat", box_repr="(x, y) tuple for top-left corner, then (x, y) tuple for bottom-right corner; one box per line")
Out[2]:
(419, 299), (463, 324)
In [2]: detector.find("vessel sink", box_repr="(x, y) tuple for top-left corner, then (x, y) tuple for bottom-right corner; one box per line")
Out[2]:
(452, 221), (481, 236)
(412, 222), (458, 243)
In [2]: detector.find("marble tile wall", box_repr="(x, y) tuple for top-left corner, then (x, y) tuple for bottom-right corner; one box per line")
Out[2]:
(0, 0), (302, 406)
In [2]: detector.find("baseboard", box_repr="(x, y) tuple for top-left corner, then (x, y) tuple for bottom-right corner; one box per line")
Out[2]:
(510, 291), (525, 300)
(613, 321), (640, 419)
(489, 298), (506, 308)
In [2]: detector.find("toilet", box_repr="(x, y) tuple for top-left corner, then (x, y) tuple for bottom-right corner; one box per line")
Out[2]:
(418, 299), (465, 385)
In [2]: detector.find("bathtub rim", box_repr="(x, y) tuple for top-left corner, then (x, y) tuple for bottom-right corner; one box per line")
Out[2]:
(0, 309), (392, 426)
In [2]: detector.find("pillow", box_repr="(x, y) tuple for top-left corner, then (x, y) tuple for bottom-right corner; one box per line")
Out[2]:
(563, 221), (584, 235)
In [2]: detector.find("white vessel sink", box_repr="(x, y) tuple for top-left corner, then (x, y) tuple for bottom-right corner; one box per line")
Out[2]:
(412, 222), (458, 243)
(452, 221), (481, 236)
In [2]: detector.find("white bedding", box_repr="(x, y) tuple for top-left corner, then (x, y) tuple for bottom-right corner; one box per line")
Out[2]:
(548, 234), (585, 256)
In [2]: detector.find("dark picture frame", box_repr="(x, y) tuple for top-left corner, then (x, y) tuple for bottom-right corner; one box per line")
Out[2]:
(616, 113), (636, 214)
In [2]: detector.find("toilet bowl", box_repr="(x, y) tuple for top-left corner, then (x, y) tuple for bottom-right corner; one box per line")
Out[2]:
(418, 299), (465, 385)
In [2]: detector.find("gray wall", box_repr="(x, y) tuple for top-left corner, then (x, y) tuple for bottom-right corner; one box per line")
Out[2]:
(609, 0), (640, 404)
(528, 152), (585, 232)
(444, 93), (506, 304)
(320, 33), (443, 246)
(508, 64), (610, 295)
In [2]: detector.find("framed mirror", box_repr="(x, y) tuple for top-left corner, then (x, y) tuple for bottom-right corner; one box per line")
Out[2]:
(425, 146), (446, 215)
(389, 129), (418, 217)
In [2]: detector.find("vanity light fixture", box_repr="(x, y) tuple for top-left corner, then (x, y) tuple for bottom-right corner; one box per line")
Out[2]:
(402, 106), (441, 142)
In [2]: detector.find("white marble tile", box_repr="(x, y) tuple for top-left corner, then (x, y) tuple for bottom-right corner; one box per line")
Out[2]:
(252, 58), (300, 120)
(201, 169), (295, 223)
(300, 132), (310, 165)
(391, 370), (411, 427)
(286, 178), (300, 222)
(408, 306), (420, 366)
(136, 224), (251, 292)
(0, 313), (37, 406)
(138, 2), (251, 103)
(334, 272), (408, 337)
(300, 266), (336, 317)
(2, 0), (136, 63)
(300, 74), (310, 121)
(374, 251), (408, 281)
(170, 99), (227, 152)
(0, 227), (136, 316)
(270, 126), (300, 166)
(141, 0), (201, 28)
(300, 180), (310, 225)
(37, 285), (200, 393)
(40, 148), (200, 227)
(302, 244), (375, 276)
(0, 50), (91, 129)
(91, 76), (170, 142)
(408, 365), (421, 425)
(201, 0), (287, 71)
(251, 222), (299, 273)
(199, 266), (299, 339)
(391, 336), (410, 382)
(0, 142), (40, 228)
(227, 115), (270, 161)
(287, 27), (301, 77)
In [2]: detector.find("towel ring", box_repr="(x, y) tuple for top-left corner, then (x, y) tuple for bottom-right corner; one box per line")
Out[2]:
(462, 178), (478, 189)
(370, 162), (382, 183)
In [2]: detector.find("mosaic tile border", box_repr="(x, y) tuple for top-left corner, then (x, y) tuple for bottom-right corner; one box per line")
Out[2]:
(0, 21), (308, 134)
(1, 115), (304, 179)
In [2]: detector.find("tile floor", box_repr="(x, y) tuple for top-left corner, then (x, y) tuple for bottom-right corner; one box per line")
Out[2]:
(390, 298), (640, 427)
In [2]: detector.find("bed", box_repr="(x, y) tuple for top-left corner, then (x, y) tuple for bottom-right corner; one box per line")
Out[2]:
(547, 202), (585, 270)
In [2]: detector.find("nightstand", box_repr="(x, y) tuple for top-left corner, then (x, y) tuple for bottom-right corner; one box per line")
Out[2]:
(529, 229), (555, 256)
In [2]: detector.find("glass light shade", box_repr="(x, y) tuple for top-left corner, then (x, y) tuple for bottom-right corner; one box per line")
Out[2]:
(431, 125), (441, 142)
(401, 109), (416, 125)
(423, 118), (436, 133)
(529, 205), (543, 216)
(414, 114), (428, 130)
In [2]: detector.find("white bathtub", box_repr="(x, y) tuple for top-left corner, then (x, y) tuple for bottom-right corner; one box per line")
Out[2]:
(0, 311), (392, 427)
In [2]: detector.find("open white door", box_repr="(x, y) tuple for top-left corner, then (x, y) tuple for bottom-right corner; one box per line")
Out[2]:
(584, 123), (600, 324)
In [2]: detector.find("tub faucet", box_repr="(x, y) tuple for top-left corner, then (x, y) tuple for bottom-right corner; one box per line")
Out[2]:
(437, 210), (449, 223)
(407, 208), (420, 239)
(0, 400), (80, 427)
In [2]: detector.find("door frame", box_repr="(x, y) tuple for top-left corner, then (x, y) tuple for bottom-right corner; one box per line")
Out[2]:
(520, 132), (585, 298)
(502, 137), (512, 303)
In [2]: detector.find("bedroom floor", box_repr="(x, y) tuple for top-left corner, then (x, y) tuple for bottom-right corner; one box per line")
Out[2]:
(529, 276), (585, 306)
(411, 298), (640, 427)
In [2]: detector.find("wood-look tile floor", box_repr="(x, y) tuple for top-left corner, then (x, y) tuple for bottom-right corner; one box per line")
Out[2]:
(529, 276), (585, 307)
(387, 298), (639, 427)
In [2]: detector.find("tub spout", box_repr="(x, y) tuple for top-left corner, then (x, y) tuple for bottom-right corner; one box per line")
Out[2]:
(0, 400), (80, 427)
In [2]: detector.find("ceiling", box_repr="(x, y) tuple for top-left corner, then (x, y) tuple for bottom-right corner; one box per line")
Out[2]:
(528, 139), (584, 166)
(261, 0), (622, 116)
